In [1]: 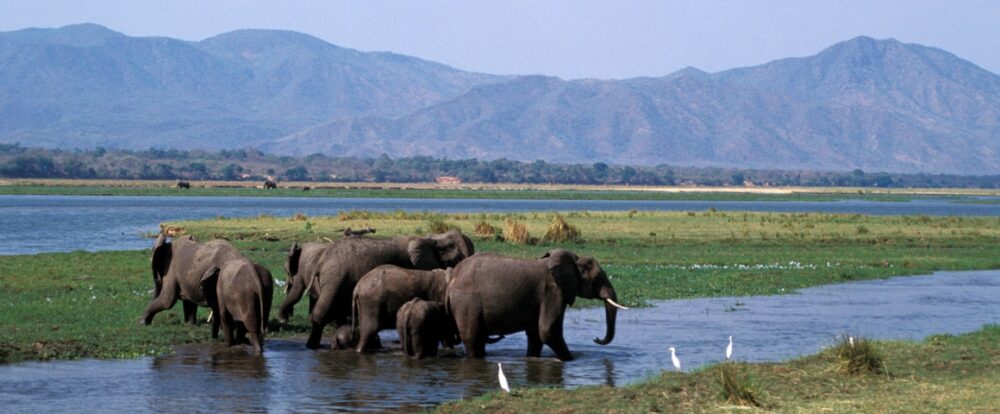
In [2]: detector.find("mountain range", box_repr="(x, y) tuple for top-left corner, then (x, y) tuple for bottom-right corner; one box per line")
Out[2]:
(1, 24), (998, 174)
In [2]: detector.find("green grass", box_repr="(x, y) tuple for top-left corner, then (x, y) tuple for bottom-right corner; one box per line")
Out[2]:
(3, 209), (999, 364)
(437, 325), (1000, 413)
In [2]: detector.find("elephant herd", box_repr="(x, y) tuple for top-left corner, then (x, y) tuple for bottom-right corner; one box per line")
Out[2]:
(140, 229), (627, 360)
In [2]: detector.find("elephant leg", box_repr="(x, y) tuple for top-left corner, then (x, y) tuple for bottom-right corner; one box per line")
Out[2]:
(245, 313), (264, 355)
(540, 320), (574, 361)
(306, 291), (335, 349)
(277, 282), (305, 323)
(182, 300), (198, 324)
(526, 329), (544, 358)
(354, 305), (380, 353)
(308, 295), (316, 316)
(140, 281), (179, 325)
(211, 306), (221, 339)
(221, 307), (235, 347)
(458, 319), (487, 358)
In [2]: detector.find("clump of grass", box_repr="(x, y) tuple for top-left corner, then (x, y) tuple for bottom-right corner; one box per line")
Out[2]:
(542, 214), (583, 243)
(427, 218), (460, 234)
(856, 225), (870, 235)
(833, 335), (887, 375)
(717, 363), (764, 407)
(474, 220), (497, 239)
(337, 209), (371, 221)
(293, 212), (308, 221)
(503, 218), (531, 244)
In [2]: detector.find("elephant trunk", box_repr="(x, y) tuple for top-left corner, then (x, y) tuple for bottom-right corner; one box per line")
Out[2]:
(593, 285), (618, 345)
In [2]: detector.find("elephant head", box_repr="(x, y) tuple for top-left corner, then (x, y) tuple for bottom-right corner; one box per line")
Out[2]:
(151, 234), (172, 298)
(407, 230), (475, 270)
(543, 249), (626, 346)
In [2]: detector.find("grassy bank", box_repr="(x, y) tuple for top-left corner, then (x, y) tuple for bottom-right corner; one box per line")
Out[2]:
(5, 178), (1000, 200)
(438, 325), (1000, 413)
(3, 210), (999, 364)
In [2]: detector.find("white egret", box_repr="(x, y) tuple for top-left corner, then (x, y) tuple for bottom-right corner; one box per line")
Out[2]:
(726, 335), (733, 360)
(849, 336), (855, 347)
(669, 347), (682, 372)
(498, 363), (510, 393)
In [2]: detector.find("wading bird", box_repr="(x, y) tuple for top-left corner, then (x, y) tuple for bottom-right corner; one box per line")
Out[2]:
(726, 335), (733, 360)
(669, 347), (681, 372)
(498, 363), (510, 393)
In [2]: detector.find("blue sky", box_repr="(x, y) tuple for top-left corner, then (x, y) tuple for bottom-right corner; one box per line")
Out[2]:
(1, 1), (997, 79)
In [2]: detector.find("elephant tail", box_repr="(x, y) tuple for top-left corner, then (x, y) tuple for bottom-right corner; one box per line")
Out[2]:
(351, 289), (359, 334)
(400, 312), (413, 357)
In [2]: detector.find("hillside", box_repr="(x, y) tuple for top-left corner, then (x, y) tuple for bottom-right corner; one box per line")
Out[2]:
(0, 24), (501, 150)
(1, 26), (998, 174)
(275, 37), (1000, 174)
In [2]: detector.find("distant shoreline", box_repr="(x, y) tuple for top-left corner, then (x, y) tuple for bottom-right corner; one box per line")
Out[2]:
(2, 178), (998, 199)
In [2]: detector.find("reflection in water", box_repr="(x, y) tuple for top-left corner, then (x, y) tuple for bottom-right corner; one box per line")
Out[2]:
(1, 270), (998, 412)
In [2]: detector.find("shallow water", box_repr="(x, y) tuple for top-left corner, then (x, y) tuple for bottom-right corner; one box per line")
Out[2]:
(2, 194), (999, 255)
(2, 270), (998, 412)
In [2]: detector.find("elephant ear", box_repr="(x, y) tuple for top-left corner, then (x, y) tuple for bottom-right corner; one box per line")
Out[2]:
(285, 243), (302, 278)
(543, 249), (581, 307)
(431, 230), (474, 267)
(408, 238), (441, 270)
(199, 266), (221, 306)
(151, 234), (171, 298)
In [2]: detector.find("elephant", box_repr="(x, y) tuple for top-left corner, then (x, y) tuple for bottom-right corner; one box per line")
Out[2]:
(141, 234), (256, 326)
(397, 298), (453, 359)
(277, 242), (328, 323)
(445, 249), (628, 361)
(351, 265), (454, 352)
(264, 180), (277, 189)
(200, 258), (273, 354)
(176, 181), (191, 189)
(304, 230), (475, 349)
(331, 325), (360, 350)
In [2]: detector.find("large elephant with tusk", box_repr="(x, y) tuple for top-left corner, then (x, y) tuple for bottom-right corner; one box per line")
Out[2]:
(445, 249), (627, 361)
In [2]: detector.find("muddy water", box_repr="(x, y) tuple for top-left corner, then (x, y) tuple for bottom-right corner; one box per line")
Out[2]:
(2, 270), (998, 412)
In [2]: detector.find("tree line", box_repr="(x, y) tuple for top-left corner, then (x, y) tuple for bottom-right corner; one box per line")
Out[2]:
(1, 143), (997, 188)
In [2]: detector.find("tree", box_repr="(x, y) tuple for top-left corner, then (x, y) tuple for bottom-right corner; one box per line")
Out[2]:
(284, 166), (310, 181)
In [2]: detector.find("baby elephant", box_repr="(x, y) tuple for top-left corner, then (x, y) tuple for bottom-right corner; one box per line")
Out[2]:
(396, 298), (454, 359)
(201, 259), (273, 354)
(352, 265), (452, 352)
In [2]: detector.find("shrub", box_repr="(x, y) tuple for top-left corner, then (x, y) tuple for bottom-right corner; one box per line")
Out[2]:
(427, 218), (460, 234)
(717, 363), (764, 407)
(503, 218), (530, 244)
(833, 335), (887, 376)
(474, 221), (497, 240)
(542, 214), (582, 243)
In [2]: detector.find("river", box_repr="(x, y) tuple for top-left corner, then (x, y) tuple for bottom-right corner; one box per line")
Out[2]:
(0, 270), (997, 412)
(2, 194), (998, 255)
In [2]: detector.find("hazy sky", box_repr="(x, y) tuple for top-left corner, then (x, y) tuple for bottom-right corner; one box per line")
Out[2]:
(1, 1), (998, 79)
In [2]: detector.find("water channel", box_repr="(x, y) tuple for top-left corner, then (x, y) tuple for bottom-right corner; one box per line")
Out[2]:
(2, 194), (998, 255)
(1, 270), (997, 412)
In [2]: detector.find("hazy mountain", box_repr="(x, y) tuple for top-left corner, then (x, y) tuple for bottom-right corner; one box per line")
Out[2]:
(0, 24), (502, 149)
(275, 37), (1000, 174)
(1, 26), (998, 174)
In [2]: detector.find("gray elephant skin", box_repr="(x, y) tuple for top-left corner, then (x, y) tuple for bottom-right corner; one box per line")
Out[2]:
(278, 242), (327, 323)
(446, 249), (624, 361)
(200, 258), (273, 354)
(352, 265), (454, 352)
(305, 230), (475, 349)
(142, 235), (245, 325)
(397, 298), (453, 359)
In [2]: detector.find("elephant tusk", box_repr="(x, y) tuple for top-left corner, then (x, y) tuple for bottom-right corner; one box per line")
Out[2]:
(606, 298), (630, 310)
(206, 311), (214, 323)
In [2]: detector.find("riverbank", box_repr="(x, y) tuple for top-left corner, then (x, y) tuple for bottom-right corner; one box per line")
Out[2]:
(3, 210), (999, 363)
(437, 324), (1000, 413)
(3, 178), (999, 200)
